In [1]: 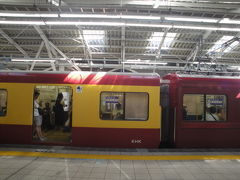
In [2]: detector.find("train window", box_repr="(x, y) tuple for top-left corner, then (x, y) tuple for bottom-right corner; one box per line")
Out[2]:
(0, 89), (7, 116)
(100, 92), (148, 121)
(205, 95), (227, 121)
(100, 92), (124, 120)
(183, 94), (227, 122)
(125, 92), (148, 120)
(183, 94), (204, 121)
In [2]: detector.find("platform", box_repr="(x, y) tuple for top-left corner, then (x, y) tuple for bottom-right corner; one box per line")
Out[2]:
(1, 145), (240, 180)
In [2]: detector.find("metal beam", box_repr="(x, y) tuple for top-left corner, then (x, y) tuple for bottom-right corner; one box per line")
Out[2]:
(34, 25), (81, 71)
(121, 26), (125, 72)
(187, 30), (212, 61)
(0, 28), (29, 57)
(30, 41), (44, 71)
(76, 26), (92, 59)
(33, 25), (53, 59)
(156, 28), (169, 59)
(48, 41), (81, 71)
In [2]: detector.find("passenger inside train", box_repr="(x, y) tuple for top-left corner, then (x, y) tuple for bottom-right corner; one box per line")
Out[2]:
(0, 90), (7, 116)
(32, 86), (72, 143)
(206, 106), (219, 121)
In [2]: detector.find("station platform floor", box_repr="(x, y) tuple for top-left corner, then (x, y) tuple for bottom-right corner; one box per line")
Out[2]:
(1, 145), (240, 180)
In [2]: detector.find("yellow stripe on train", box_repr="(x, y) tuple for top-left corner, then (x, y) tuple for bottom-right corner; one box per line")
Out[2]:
(0, 83), (160, 129)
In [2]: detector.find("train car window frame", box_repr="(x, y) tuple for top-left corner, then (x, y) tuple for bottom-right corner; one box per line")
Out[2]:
(100, 91), (149, 121)
(0, 89), (7, 117)
(205, 94), (227, 122)
(183, 94), (227, 122)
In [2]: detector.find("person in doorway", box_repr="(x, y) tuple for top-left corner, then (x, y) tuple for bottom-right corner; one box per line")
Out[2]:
(33, 91), (45, 141)
(42, 102), (52, 131)
(54, 93), (65, 130)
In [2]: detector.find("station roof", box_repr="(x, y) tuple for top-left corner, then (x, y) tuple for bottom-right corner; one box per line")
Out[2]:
(0, 0), (240, 74)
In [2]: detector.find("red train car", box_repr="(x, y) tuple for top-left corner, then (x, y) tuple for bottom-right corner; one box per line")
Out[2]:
(161, 73), (240, 148)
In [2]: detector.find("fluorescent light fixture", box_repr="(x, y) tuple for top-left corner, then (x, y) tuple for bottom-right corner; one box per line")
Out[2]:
(220, 18), (240, 24)
(121, 15), (160, 20)
(61, 14), (119, 18)
(1, 20), (240, 32)
(0, 20), (45, 25)
(174, 25), (218, 31)
(61, 14), (160, 20)
(207, 36), (237, 54)
(46, 21), (124, 26)
(124, 61), (167, 65)
(12, 58), (55, 62)
(126, 59), (141, 62)
(193, 62), (216, 65)
(0, 12), (58, 17)
(165, 17), (218, 23)
(126, 23), (172, 28)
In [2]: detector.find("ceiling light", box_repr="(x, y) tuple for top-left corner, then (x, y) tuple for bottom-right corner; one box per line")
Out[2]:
(124, 61), (167, 65)
(121, 15), (160, 20)
(173, 25), (218, 31)
(61, 14), (160, 20)
(0, 12), (58, 17)
(0, 20), (45, 25)
(165, 17), (218, 23)
(46, 21), (124, 26)
(60, 14), (119, 18)
(126, 23), (172, 28)
(11, 58), (55, 62)
(1, 20), (240, 32)
(220, 18), (240, 24)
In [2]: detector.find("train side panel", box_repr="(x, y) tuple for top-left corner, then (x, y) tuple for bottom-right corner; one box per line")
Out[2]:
(0, 83), (34, 144)
(0, 72), (161, 148)
(72, 84), (161, 148)
(164, 74), (240, 148)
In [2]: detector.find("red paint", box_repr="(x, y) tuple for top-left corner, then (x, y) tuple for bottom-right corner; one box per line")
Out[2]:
(163, 73), (240, 148)
(0, 124), (160, 148)
(0, 124), (32, 144)
(72, 127), (160, 148)
(0, 72), (160, 86)
(176, 129), (240, 148)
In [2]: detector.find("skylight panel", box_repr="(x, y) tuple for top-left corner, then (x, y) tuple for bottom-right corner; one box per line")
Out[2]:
(82, 30), (105, 45)
(207, 36), (239, 54)
(224, 41), (239, 53)
(148, 32), (176, 49)
(83, 30), (105, 40)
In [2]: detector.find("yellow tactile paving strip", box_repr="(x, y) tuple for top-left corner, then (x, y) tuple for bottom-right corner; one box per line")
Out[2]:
(1, 151), (240, 160)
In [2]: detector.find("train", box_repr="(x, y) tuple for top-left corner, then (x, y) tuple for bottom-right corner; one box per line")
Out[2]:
(0, 71), (239, 148)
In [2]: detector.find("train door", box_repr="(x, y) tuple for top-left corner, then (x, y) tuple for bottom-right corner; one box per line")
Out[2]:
(32, 85), (72, 143)
(160, 83), (175, 147)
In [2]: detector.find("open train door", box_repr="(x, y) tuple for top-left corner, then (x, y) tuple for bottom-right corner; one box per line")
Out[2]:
(32, 85), (72, 143)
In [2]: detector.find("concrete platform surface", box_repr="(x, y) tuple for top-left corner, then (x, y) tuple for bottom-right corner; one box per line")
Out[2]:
(0, 145), (240, 180)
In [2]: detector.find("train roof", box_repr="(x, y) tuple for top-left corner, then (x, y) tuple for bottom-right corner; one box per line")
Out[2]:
(0, 71), (160, 86)
(162, 73), (240, 83)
